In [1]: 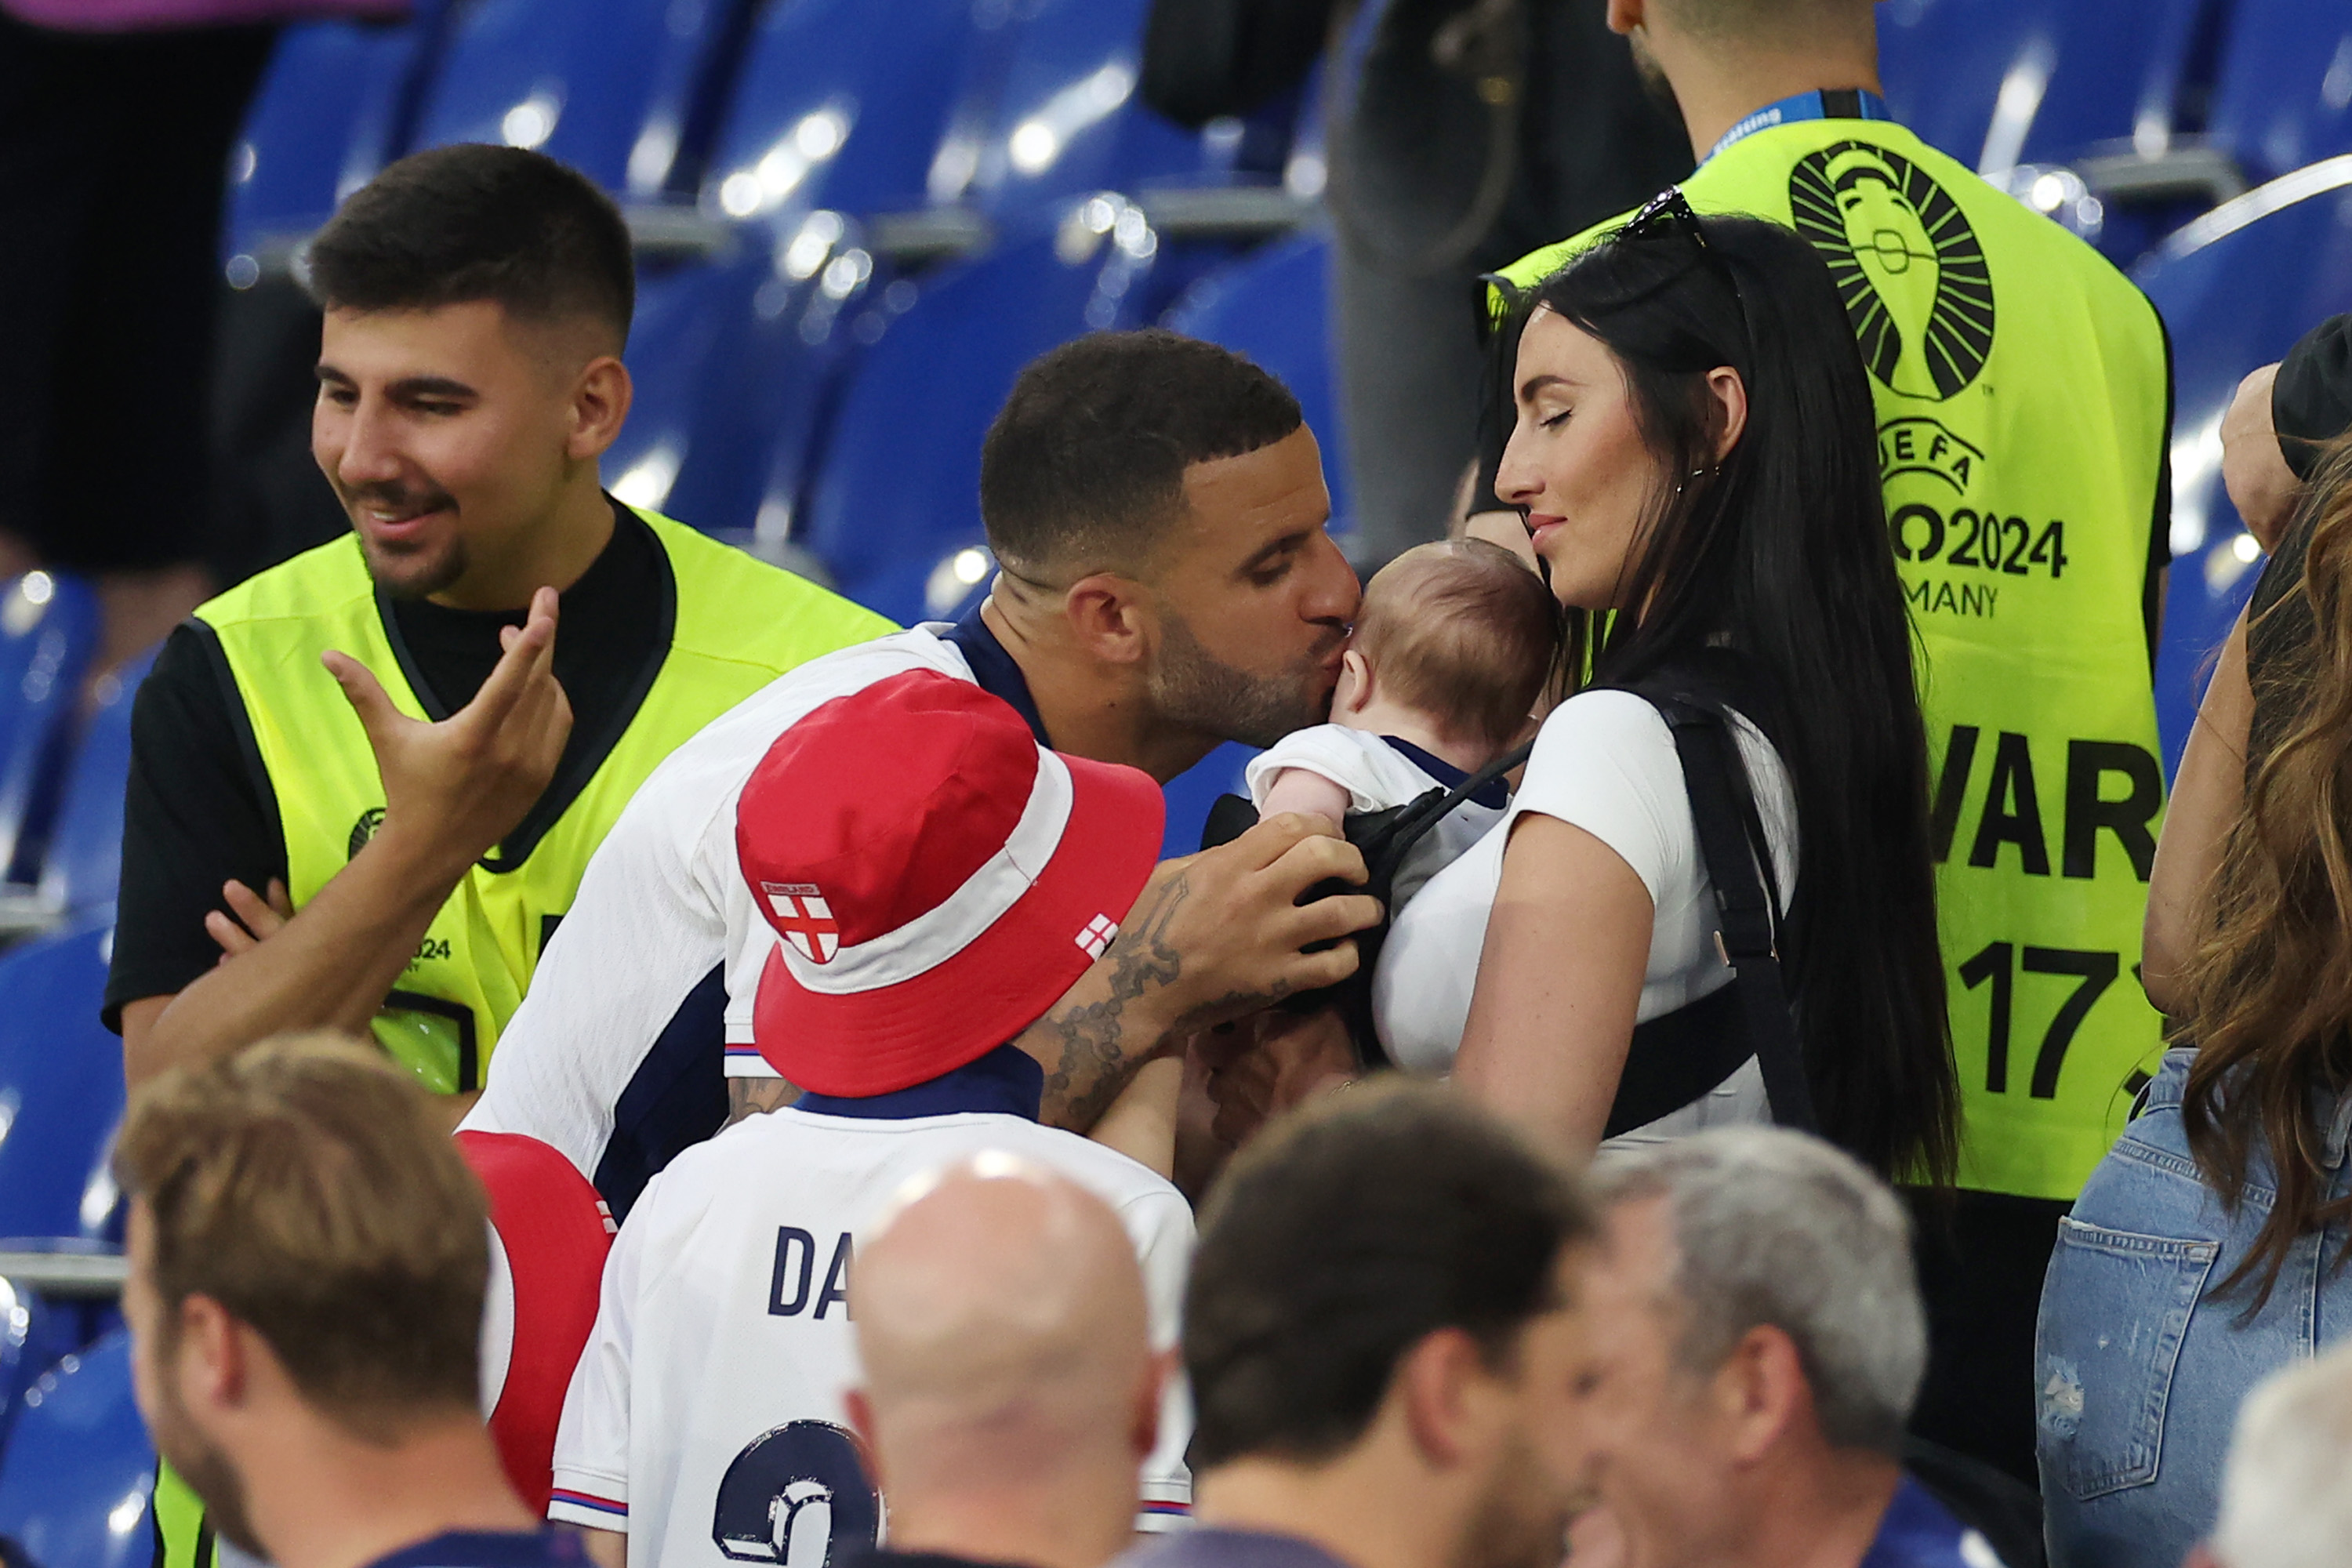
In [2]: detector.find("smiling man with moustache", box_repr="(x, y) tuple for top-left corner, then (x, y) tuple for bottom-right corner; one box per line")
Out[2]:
(108, 144), (891, 1112)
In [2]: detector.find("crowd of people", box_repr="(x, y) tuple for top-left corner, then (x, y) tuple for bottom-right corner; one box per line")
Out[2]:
(64, 2), (2352, 1568)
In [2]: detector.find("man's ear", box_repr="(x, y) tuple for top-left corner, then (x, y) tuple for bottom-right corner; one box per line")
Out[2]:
(1605, 0), (1646, 38)
(843, 1388), (888, 1492)
(176, 1294), (251, 1416)
(1064, 572), (1152, 666)
(1703, 367), (1748, 466)
(569, 355), (634, 463)
(1713, 1323), (1808, 1466)
(1396, 1327), (1505, 1470)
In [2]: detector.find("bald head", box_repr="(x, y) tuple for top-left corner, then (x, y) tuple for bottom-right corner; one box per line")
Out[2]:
(851, 1158), (1156, 1496)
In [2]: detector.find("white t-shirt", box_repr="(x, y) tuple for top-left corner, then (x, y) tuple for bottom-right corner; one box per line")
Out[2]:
(1243, 726), (1507, 911)
(546, 1106), (1197, 1564)
(461, 627), (977, 1181)
(1371, 688), (1798, 1144)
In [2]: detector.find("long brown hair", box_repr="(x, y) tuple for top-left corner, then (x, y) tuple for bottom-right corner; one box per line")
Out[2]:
(2182, 437), (2352, 1304)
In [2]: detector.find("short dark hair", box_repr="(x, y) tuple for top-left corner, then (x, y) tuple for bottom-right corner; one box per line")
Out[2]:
(979, 329), (1305, 578)
(1184, 1081), (1596, 1468)
(307, 143), (633, 347)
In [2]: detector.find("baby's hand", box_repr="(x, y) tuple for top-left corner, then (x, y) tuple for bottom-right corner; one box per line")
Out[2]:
(1257, 768), (1353, 833)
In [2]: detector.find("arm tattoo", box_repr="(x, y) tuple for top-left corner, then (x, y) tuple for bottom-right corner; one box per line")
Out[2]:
(725, 1075), (799, 1126)
(1036, 871), (1190, 1130)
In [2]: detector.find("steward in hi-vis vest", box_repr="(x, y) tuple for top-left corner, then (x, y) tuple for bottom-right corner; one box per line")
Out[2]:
(1497, 91), (2173, 1206)
(193, 507), (889, 1091)
(114, 143), (896, 1568)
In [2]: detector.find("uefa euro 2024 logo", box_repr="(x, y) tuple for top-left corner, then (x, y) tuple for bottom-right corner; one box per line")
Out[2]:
(1788, 141), (1994, 405)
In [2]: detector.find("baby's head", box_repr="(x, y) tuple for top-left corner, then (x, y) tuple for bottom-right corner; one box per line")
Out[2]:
(1338, 539), (1559, 764)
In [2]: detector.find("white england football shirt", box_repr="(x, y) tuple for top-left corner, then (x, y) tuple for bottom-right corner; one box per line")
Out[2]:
(461, 627), (976, 1182)
(545, 1107), (1196, 1566)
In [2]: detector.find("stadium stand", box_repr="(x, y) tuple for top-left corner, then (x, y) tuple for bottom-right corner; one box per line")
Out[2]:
(2202, 0), (2352, 189)
(602, 0), (991, 557)
(16, 0), (2352, 1542)
(0, 1333), (154, 1568)
(2139, 154), (2352, 772)
(0, 918), (127, 1249)
(221, 5), (452, 278)
(0, 575), (99, 909)
(403, 0), (750, 200)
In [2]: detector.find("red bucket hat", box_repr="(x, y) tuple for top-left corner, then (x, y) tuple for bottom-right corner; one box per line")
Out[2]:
(739, 670), (1164, 1095)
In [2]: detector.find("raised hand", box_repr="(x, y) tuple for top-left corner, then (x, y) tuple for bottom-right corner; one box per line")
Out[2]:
(1030, 813), (1382, 1130)
(321, 585), (574, 878)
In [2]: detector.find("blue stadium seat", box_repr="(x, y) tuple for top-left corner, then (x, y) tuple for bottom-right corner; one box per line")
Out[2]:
(940, 0), (1203, 223)
(2205, 1), (2352, 188)
(2135, 158), (2352, 773)
(34, 648), (154, 923)
(0, 575), (100, 899)
(1875, 0), (2207, 175)
(222, 3), (452, 270)
(0, 1332), (154, 1568)
(1164, 230), (1352, 539)
(0, 916), (126, 1247)
(405, 0), (751, 197)
(601, 0), (990, 540)
(794, 221), (1166, 624)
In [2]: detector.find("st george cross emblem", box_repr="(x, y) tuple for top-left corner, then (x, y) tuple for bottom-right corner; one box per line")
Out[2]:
(763, 882), (840, 964)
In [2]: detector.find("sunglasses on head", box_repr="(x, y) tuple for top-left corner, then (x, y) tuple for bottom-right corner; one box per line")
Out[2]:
(1586, 186), (1748, 322)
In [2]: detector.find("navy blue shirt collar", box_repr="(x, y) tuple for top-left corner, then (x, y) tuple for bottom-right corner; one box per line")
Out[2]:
(1382, 736), (1508, 810)
(942, 602), (1049, 745)
(793, 1044), (1044, 1122)
(365, 1530), (587, 1568)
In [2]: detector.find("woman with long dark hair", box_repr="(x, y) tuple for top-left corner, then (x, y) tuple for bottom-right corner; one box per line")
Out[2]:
(1374, 196), (1959, 1180)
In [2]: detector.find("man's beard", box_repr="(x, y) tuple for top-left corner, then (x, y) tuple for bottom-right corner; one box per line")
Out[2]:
(151, 1374), (265, 1558)
(1147, 608), (1335, 750)
(1627, 30), (1682, 118)
(1451, 1434), (1585, 1568)
(347, 481), (468, 601)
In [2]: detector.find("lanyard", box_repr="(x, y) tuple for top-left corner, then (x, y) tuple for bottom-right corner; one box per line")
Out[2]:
(1704, 86), (1893, 165)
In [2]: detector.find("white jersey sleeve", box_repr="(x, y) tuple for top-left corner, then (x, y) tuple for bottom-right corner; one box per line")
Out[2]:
(1112, 1182), (1199, 1532)
(462, 630), (975, 1176)
(1245, 724), (1434, 815)
(547, 1171), (649, 1530)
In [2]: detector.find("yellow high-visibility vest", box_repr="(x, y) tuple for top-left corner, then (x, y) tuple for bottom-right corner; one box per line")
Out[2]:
(1498, 116), (2171, 1200)
(194, 506), (894, 1092)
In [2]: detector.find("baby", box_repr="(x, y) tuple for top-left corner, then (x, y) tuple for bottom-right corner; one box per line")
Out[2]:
(1250, 537), (1559, 909)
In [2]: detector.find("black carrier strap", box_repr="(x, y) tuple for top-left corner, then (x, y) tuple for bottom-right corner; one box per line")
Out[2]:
(1200, 668), (1818, 1140)
(1628, 687), (1820, 1137)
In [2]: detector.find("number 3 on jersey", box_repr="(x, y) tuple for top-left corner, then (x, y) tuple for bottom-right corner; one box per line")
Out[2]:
(713, 1420), (882, 1566)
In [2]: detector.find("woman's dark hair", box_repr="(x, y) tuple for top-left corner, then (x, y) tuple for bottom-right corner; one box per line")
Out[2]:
(2181, 434), (2352, 1305)
(1496, 210), (1958, 1182)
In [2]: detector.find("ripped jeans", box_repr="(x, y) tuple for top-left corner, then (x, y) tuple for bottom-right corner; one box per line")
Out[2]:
(2034, 1047), (2352, 1568)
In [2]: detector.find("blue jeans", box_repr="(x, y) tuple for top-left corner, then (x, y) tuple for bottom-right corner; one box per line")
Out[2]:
(2035, 1047), (2352, 1568)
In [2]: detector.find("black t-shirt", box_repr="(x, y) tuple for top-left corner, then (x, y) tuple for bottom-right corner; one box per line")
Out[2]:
(103, 498), (666, 1029)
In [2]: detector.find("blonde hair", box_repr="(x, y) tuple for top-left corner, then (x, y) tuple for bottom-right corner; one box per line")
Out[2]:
(1354, 539), (1559, 750)
(117, 1033), (489, 1439)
